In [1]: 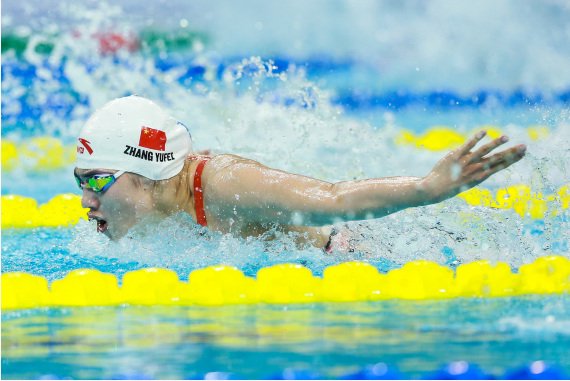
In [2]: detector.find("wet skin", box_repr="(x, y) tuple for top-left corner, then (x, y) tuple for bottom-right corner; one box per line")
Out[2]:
(75, 168), (158, 239)
(75, 131), (526, 245)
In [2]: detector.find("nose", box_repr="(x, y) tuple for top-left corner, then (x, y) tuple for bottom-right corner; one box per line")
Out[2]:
(81, 189), (100, 210)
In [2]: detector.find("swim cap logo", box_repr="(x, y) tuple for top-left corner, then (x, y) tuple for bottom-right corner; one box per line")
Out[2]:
(139, 126), (166, 151)
(123, 126), (175, 163)
(77, 138), (93, 155)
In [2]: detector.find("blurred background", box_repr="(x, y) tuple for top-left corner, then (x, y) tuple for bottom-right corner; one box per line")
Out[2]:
(4, 0), (570, 89)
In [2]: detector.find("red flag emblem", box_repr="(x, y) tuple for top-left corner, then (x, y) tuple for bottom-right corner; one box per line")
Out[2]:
(139, 126), (166, 151)
(78, 138), (93, 155)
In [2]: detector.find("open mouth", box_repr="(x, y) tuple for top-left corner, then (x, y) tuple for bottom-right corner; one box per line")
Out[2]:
(96, 219), (108, 233)
(89, 214), (109, 234)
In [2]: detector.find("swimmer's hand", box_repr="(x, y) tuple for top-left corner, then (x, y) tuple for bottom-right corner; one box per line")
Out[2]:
(421, 131), (527, 202)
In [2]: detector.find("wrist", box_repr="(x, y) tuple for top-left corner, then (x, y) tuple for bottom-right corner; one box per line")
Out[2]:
(419, 175), (444, 204)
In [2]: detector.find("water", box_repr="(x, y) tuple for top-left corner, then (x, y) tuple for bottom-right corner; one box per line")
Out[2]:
(3, 298), (570, 379)
(2, 0), (570, 379)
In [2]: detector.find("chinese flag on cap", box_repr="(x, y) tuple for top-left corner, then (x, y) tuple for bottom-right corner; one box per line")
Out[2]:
(139, 126), (166, 151)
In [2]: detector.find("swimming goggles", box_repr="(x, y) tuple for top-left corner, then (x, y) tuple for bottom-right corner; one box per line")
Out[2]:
(75, 171), (125, 193)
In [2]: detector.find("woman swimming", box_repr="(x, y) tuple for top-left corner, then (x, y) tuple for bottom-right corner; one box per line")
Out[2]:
(74, 96), (527, 249)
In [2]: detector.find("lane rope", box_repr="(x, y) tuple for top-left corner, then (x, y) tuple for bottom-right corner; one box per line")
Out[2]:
(2, 256), (569, 309)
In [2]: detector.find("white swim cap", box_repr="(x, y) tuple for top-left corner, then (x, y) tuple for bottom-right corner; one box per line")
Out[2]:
(75, 95), (192, 180)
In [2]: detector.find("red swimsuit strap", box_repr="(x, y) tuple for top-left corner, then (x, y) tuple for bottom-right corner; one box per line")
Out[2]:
(193, 157), (210, 226)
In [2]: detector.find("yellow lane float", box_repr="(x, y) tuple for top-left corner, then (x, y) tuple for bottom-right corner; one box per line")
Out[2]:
(122, 268), (188, 306)
(1, 140), (19, 171)
(321, 261), (384, 302)
(2, 137), (76, 171)
(1, 194), (88, 228)
(2, 272), (51, 310)
(50, 269), (122, 307)
(395, 126), (466, 151)
(395, 125), (549, 151)
(455, 261), (519, 297)
(257, 263), (320, 304)
(383, 260), (455, 300)
(457, 184), (568, 219)
(2, 256), (569, 310)
(188, 265), (258, 305)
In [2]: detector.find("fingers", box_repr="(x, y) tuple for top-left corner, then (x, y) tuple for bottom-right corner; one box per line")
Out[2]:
(480, 144), (526, 167)
(469, 135), (509, 163)
(473, 144), (526, 181)
(457, 130), (487, 156)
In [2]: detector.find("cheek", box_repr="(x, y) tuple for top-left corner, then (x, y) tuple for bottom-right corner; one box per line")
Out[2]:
(100, 186), (140, 213)
(132, 199), (155, 218)
(109, 188), (154, 217)
(103, 198), (135, 224)
(101, 182), (152, 217)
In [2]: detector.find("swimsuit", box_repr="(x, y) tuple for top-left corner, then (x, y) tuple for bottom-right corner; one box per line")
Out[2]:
(324, 226), (356, 253)
(192, 156), (210, 226)
(324, 223), (371, 254)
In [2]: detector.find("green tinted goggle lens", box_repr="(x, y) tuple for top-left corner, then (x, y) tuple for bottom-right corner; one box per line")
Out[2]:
(75, 171), (125, 193)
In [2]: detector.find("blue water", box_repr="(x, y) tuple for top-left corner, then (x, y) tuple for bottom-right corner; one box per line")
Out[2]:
(2, 0), (570, 379)
(3, 298), (570, 379)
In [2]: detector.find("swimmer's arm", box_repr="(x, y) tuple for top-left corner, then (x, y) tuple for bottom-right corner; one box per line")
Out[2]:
(205, 133), (525, 226)
(206, 158), (427, 225)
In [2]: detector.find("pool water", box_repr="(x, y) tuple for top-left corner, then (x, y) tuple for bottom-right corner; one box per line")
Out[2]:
(2, 0), (570, 379)
(3, 298), (570, 379)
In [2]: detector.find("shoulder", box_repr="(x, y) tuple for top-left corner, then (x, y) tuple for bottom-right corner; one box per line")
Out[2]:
(195, 154), (270, 195)
(184, 153), (255, 184)
(196, 154), (261, 173)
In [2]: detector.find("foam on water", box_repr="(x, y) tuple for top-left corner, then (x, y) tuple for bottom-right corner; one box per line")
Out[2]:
(68, 215), (345, 277)
(65, 195), (568, 276)
(2, 1), (569, 278)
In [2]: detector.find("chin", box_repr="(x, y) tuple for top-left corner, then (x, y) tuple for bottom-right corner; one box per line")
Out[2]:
(102, 224), (120, 240)
(106, 224), (134, 241)
(106, 230), (124, 241)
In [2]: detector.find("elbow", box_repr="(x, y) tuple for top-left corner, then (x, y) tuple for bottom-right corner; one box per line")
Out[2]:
(325, 183), (393, 222)
(318, 184), (365, 223)
(287, 185), (346, 226)
(324, 183), (347, 213)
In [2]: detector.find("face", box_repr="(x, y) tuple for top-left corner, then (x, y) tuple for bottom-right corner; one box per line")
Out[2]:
(74, 168), (157, 240)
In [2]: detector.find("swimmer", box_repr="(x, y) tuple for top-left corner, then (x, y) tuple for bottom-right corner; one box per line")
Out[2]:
(74, 96), (527, 250)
